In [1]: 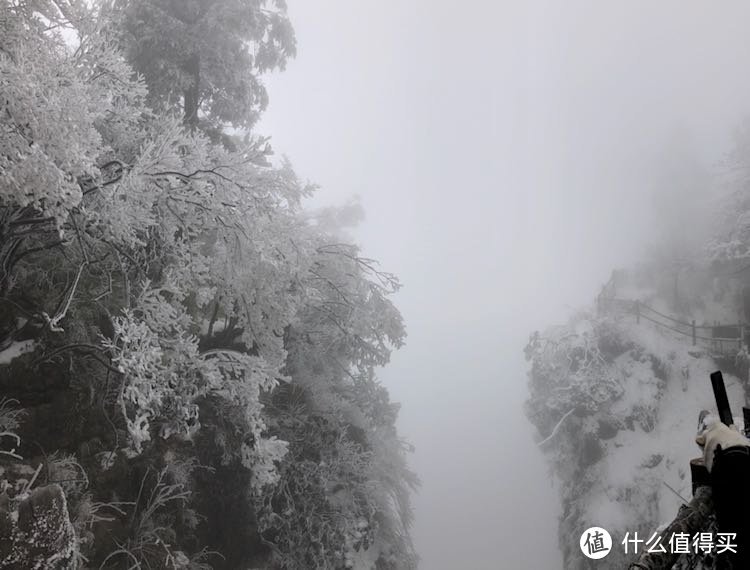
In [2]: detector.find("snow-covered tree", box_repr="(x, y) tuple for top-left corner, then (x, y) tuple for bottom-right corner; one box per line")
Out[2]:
(109, 0), (295, 133)
(707, 121), (750, 265)
(0, 2), (416, 568)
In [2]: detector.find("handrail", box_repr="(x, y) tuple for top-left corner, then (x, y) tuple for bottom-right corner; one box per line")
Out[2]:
(638, 303), (694, 328)
(638, 313), (691, 337)
(597, 294), (746, 356)
(638, 301), (747, 330)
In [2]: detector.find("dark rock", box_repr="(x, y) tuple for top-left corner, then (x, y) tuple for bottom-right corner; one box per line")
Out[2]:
(649, 355), (669, 381)
(597, 418), (619, 440)
(632, 404), (657, 432)
(580, 436), (604, 467)
(641, 453), (663, 468)
(595, 321), (634, 361)
(0, 484), (77, 568)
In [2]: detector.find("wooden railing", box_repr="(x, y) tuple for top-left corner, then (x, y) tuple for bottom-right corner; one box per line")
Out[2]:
(597, 295), (746, 357)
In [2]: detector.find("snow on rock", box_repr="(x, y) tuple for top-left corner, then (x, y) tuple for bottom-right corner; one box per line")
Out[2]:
(0, 341), (35, 365)
(526, 290), (747, 569)
(0, 484), (77, 568)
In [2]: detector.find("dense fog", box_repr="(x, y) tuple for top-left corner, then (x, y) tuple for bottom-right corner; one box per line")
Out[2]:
(6, 1), (750, 568)
(259, 1), (750, 568)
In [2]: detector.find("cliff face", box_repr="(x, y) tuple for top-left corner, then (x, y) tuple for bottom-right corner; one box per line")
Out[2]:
(526, 268), (748, 569)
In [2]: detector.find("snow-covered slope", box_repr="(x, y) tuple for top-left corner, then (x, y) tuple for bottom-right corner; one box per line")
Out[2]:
(526, 271), (747, 569)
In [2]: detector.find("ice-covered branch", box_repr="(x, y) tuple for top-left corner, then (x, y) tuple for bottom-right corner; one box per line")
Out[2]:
(537, 408), (575, 447)
(0, 431), (22, 460)
(44, 261), (87, 332)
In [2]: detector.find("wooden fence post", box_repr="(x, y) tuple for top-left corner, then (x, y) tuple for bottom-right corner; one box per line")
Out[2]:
(692, 320), (696, 346)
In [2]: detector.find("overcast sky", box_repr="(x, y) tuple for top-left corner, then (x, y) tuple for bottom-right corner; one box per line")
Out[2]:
(257, 1), (750, 567)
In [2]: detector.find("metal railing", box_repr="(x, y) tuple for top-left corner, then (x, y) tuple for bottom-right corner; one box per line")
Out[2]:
(596, 295), (746, 357)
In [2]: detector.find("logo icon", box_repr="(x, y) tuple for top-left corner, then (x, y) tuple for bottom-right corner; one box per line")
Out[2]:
(580, 527), (612, 559)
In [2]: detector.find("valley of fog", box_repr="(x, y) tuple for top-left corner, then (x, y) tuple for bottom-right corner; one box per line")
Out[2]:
(258, 1), (750, 568)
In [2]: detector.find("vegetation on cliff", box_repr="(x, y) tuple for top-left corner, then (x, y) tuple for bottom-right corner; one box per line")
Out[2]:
(0, 1), (418, 568)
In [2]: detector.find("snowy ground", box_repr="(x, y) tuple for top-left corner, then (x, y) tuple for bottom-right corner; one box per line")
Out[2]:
(546, 302), (746, 568)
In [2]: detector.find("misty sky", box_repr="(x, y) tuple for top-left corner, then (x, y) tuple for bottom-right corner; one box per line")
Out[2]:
(258, 2), (750, 568)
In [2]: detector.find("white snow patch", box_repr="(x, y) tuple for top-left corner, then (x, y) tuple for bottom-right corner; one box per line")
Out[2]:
(0, 340), (35, 364)
(561, 307), (747, 546)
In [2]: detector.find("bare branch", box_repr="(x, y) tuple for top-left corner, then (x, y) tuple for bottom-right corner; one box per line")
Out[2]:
(32, 343), (121, 375)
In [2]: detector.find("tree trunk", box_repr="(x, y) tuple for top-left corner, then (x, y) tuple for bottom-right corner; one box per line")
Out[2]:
(183, 54), (200, 131)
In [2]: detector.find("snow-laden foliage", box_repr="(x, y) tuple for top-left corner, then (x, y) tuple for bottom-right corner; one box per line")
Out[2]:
(706, 209), (750, 263)
(707, 121), (750, 264)
(0, 3), (417, 568)
(0, 398), (24, 461)
(110, 0), (296, 131)
(525, 315), (625, 437)
(1, 10), (96, 221)
(252, 228), (416, 568)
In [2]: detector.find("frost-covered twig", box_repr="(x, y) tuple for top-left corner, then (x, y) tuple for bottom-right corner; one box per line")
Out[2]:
(44, 261), (87, 332)
(0, 431), (22, 460)
(537, 408), (575, 447)
(21, 462), (43, 495)
(200, 348), (246, 360)
(31, 343), (121, 374)
(98, 544), (141, 570)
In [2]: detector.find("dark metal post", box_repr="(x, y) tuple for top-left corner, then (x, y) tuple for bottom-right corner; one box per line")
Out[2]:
(710, 370), (734, 426)
(743, 407), (750, 438)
